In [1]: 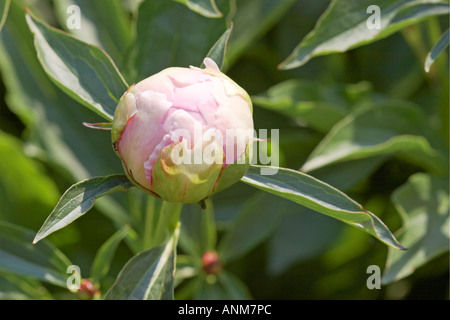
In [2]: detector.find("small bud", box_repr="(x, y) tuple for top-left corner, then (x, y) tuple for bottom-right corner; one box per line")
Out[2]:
(202, 251), (222, 275)
(77, 279), (100, 300)
(112, 58), (253, 203)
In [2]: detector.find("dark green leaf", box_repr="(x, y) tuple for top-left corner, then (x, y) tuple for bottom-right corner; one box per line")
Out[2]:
(217, 271), (252, 300)
(279, 0), (450, 69)
(25, 11), (128, 121)
(425, 28), (449, 72)
(226, 0), (297, 65)
(33, 175), (134, 244)
(202, 24), (233, 70)
(128, 0), (225, 81)
(218, 192), (289, 263)
(90, 225), (130, 282)
(242, 165), (405, 250)
(194, 271), (252, 300)
(104, 224), (179, 300)
(0, 221), (72, 287)
(267, 206), (342, 276)
(382, 173), (449, 284)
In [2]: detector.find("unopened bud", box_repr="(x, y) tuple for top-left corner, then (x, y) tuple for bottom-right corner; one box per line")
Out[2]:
(112, 58), (253, 204)
(202, 251), (222, 275)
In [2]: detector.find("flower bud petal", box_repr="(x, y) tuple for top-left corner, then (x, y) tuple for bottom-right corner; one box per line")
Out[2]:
(152, 139), (224, 203)
(112, 59), (253, 203)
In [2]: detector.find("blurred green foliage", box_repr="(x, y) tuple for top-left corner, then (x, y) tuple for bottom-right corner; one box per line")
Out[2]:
(0, 0), (448, 300)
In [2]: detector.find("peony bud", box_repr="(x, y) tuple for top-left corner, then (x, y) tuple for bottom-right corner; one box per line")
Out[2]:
(202, 251), (222, 275)
(77, 279), (100, 300)
(112, 58), (253, 204)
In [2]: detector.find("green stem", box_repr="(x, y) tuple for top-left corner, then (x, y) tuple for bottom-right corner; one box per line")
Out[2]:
(142, 195), (157, 251)
(200, 198), (217, 252)
(154, 201), (183, 246)
(128, 188), (143, 231)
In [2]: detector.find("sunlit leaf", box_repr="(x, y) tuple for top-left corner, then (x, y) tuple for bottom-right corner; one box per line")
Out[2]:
(0, 2), (124, 182)
(177, 0), (223, 18)
(202, 24), (233, 70)
(52, 0), (132, 69)
(26, 11), (128, 121)
(105, 224), (180, 300)
(33, 175), (134, 244)
(425, 28), (449, 72)
(0, 3), (131, 249)
(279, 0), (450, 69)
(242, 165), (405, 250)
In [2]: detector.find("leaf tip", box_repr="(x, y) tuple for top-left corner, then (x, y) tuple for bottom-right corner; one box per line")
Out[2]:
(32, 236), (40, 245)
(277, 58), (299, 70)
(82, 122), (113, 130)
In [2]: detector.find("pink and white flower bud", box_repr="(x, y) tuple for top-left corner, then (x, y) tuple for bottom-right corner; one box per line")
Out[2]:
(112, 58), (253, 204)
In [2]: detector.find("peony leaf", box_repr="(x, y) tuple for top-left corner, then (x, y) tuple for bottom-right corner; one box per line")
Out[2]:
(25, 11), (128, 121)
(202, 23), (233, 70)
(178, 0), (223, 18)
(105, 223), (180, 300)
(425, 28), (450, 72)
(279, 0), (450, 69)
(33, 175), (134, 244)
(242, 165), (405, 250)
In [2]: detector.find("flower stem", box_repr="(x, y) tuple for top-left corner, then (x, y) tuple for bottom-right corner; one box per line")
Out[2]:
(142, 195), (157, 251)
(200, 198), (216, 252)
(153, 200), (183, 247)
